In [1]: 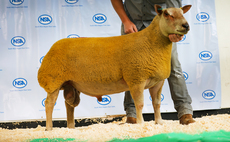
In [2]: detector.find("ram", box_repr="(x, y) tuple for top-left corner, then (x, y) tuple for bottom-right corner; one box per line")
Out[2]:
(38, 5), (191, 131)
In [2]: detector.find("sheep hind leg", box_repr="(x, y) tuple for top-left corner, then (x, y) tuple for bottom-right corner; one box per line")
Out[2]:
(45, 89), (59, 131)
(65, 101), (75, 129)
(63, 84), (80, 129)
(149, 80), (164, 125)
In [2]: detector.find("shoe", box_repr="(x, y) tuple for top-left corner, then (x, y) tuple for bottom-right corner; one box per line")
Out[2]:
(126, 117), (137, 124)
(179, 114), (195, 125)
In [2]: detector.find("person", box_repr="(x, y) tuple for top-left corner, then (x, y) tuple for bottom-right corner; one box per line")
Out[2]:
(111, 0), (195, 125)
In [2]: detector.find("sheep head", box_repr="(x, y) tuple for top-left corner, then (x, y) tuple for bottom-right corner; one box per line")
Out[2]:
(154, 4), (192, 38)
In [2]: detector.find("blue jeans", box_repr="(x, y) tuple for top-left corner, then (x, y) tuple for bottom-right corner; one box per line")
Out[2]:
(122, 24), (193, 119)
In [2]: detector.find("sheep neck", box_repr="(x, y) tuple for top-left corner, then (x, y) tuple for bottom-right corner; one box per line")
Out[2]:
(127, 15), (173, 81)
(140, 15), (172, 48)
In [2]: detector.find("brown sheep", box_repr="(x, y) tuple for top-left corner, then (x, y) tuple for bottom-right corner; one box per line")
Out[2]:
(38, 4), (192, 131)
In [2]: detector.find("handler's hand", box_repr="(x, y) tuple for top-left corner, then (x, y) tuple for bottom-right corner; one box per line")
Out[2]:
(169, 34), (184, 42)
(124, 21), (138, 34)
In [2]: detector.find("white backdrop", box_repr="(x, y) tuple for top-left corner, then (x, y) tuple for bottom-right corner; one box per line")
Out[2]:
(0, 0), (221, 122)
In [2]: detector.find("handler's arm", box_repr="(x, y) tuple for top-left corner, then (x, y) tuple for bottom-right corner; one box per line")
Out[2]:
(111, 0), (138, 34)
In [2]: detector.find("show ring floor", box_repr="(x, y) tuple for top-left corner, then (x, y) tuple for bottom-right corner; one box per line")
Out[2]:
(0, 114), (230, 142)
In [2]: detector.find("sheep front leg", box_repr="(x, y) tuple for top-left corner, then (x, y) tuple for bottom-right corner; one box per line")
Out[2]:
(149, 80), (164, 125)
(129, 82), (146, 124)
(45, 89), (59, 131)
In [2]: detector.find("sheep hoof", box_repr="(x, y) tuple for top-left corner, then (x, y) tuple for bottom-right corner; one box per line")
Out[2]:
(45, 128), (52, 131)
(67, 125), (75, 129)
(155, 119), (163, 125)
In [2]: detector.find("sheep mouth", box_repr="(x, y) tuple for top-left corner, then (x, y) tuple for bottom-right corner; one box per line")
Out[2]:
(177, 29), (189, 34)
(169, 34), (184, 37)
(176, 34), (184, 37)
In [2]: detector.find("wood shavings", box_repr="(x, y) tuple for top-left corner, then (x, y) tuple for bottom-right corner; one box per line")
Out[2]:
(0, 114), (229, 142)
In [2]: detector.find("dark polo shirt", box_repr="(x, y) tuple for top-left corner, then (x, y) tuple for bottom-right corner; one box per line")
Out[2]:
(124, 0), (182, 30)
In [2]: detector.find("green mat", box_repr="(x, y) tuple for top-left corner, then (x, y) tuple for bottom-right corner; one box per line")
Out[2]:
(27, 138), (78, 142)
(27, 130), (230, 142)
(110, 130), (230, 142)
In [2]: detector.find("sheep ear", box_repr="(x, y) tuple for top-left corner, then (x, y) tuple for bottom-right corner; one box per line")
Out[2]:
(154, 4), (163, 15)
(181, 5), (192, 14)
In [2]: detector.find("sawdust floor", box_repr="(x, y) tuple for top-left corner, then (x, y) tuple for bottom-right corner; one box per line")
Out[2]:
(0, 114), (230, 142)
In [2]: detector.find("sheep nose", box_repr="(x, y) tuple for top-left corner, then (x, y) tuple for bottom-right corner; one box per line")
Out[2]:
(182, 23), (190, 31)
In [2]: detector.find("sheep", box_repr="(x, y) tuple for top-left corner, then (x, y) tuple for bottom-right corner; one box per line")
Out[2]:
(38, 4), (192, 131)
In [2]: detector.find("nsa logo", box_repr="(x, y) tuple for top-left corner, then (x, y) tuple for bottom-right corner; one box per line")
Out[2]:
(42, 98), (57, 107)
(13, 78), (27, 89)
(161, 94), (164, 102)
(38, 14), (52, 25)
(97, 95), (111, 105)
(202, 90), (216, 100)
(65, 0), (79, 4)
(10, 0), (24, 5)
(93, 13), (107, 24)
(199, 51), (213, 61)
(67, 34), (80, 38)
(196, 12), (210, 22)
(40, 56), (44, 64)
(183, 71), (189, 81)
(179, 34), (186, 42)
(11, 36), (26, 47)
(149, 94), (164, 102)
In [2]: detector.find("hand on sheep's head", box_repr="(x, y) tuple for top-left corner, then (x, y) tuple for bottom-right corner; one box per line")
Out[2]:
(168, 34), (184, 42)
